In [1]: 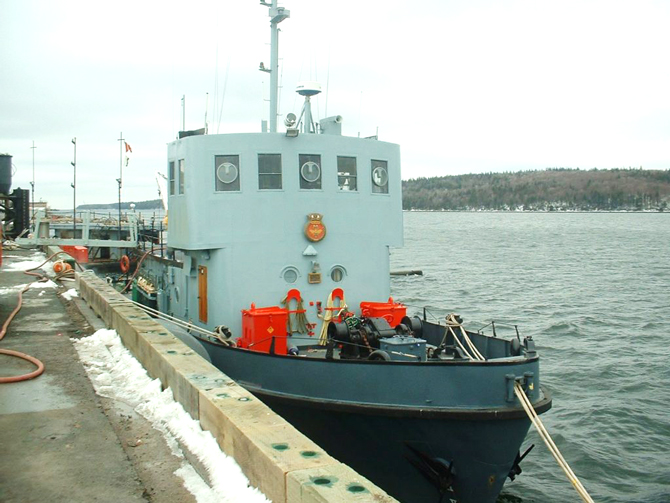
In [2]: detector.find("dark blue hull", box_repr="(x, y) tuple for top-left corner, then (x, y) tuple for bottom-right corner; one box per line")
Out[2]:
(197, 336), (552, 503)
(261, 395), (535, 503)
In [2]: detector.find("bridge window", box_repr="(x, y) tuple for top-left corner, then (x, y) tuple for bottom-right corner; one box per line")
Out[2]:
(215, 155), (240, 192)
(169, 161), (175, 195)
(258, 154), (282, 190)
(178, 159), (185, 194)
(299, 154), (321, 189)
(337, 156), (357, 191)
(371, 160), (389, 194)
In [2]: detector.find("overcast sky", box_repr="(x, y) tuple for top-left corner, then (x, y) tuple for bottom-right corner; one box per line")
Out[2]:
(2, 0), (668, 209)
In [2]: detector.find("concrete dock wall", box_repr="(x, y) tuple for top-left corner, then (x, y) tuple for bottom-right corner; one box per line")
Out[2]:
(75, 271), (395, 503)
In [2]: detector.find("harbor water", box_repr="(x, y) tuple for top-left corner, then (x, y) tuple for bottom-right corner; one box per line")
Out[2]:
(390, 211), (670, 503)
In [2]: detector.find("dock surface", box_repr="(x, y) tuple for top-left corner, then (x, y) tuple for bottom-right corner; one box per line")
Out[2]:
(0, 248), (194, 503)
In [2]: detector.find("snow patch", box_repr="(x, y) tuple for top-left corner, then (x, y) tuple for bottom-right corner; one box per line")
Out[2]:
(60, 288), (79, 300)
(73, 329), (269, 503)
(30, 280), (58, 289)
(0, 284), (27, 296)
(3, 251), (47, 271)
(4, 259), (46, 271)
(0, 281), (57, 296)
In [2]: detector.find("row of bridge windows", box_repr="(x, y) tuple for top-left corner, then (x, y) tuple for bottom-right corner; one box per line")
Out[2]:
(168, 154), (389, 195)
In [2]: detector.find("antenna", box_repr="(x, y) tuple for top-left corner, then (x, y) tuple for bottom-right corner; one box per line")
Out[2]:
(217, 57), (230, 134)
(204, 92), (209, 133)
(71, 138), (76, 235)
(324, 45), (331, 118)
(117, 132), (124, 237)
(357, 91), (363, 137)
(181, 95), (186, 131)
(30, 141), (36, 222)
(214, 44), (218, 133)
(296, 82), (321, 134)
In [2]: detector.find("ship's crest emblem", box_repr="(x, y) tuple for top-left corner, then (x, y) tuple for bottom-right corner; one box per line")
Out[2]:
(304, 213), (326, 242)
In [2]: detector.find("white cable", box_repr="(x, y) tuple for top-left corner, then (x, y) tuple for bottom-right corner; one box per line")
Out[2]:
(447, 315), (485, 361)
(514, 383), (594, 503)
(125, 298), (220, 340)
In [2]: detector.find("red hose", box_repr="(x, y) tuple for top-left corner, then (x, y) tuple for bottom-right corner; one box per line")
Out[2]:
(0, 282), (45, 383)
(0, 349), (45, 383)
(0, 250), (70, 384)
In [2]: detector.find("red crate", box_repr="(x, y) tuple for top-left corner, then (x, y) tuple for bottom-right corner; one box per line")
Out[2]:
(239, 304), (288, 354)
(61, 245), (88, 263)
(360, 297), (407, 327)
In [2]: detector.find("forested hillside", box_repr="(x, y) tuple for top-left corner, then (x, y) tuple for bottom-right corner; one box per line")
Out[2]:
(402, 168), (670, 211)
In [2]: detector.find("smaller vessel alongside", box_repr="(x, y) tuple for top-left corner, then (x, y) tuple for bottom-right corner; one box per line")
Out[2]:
(133, 3), (552, 502)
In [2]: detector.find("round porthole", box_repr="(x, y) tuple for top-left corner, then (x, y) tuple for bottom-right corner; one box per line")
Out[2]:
(281, 266), (299, 284)
(330, 265), (346, 282)
(216, 162), (239, 184)
(372, 166), (388, 187)
(300, 161), (321, 183)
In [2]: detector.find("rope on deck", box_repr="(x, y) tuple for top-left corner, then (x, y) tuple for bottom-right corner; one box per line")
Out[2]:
(447, 314), (486, 361)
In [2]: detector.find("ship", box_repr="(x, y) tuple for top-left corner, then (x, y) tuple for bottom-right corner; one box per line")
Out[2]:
(133, 3), (552, 502)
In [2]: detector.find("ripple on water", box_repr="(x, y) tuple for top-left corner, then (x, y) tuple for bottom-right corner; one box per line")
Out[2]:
(392, 212), (670, 503)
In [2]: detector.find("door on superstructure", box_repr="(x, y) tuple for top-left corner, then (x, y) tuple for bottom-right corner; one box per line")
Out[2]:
(198, 265), (208, 323)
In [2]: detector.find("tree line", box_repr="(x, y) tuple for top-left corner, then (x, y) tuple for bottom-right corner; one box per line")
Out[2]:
(402, 168), (670, 211)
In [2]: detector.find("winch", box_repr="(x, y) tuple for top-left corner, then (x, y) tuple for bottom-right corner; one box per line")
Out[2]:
(326, 315), (425, 361)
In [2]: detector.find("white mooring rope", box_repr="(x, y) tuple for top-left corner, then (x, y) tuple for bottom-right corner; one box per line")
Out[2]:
(125, 298), (232, 344)
(514, 382), (594, 502)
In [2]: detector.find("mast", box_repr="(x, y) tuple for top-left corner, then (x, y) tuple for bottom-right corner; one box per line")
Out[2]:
(30, 141), (36, 223)
(117, 132), (124, 238)
(71, 138), (76, 235)
(261, 1), (290, 132)
(181, 95), (186, 131)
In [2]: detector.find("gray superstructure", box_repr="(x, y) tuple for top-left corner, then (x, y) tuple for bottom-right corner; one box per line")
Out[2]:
(164, 129), (401, 337)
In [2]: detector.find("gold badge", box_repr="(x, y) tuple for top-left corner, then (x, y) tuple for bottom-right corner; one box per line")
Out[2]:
(304, 213), (326, 242)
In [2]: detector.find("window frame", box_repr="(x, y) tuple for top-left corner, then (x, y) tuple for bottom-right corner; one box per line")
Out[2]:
(258, 153), (283, 190)
(280, 265), (300, 284)
(371, 159), (389, 194)
(337, 156), (357, 191)
(329, 265), (347, 282)
(178, 159), (185, 195)
(214, 154), (241, 192)
(168, 161), (175, 196)
(299, 154), (322, 190)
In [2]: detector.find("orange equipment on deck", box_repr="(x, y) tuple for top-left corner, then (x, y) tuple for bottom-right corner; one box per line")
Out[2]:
(61, 245), (88, 263)
(360, 297), (407, 327)
(238, 304), (288, 355)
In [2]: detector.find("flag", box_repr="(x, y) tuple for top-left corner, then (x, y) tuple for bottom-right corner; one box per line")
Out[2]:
(125, 142), (132, 153)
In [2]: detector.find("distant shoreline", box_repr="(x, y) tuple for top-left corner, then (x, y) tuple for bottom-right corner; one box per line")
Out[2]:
(402, 168), (670, 212)
(74, 198), (162, 211)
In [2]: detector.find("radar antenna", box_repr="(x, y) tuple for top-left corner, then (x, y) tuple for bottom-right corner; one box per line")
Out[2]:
(295, 81), (322, 134)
